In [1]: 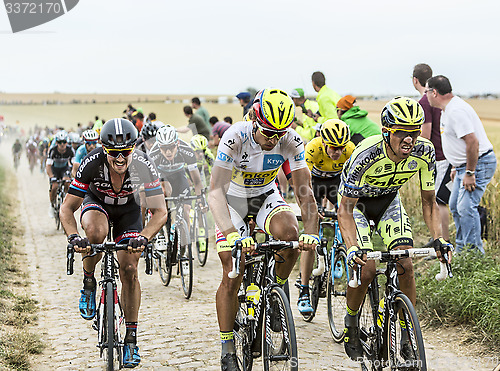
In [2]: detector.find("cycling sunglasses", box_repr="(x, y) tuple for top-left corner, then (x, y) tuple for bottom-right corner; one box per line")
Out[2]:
(256, 123), (288, 140)
(159, 143), (178, 152)
(386, 127), (421, 139)
(103, 146), (135, 158)
(56, 140), (67, 144)
(85, 141), (98, 145)
(323, 142), (346, 151)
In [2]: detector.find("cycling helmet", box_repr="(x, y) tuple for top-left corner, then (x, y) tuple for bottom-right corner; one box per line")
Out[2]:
(100, 118), (138, 148)
(55, 130), (68, 142)
(320, 119), (350, 147)
(252, 88), (295, 130)
(381, 97), (424, 127)
(156, 125), (178, 146)
(141, 121), (165, 140)
(190, 134), (208, 151)
(82, 129), (99, 142)
(68, 132), (81, 144)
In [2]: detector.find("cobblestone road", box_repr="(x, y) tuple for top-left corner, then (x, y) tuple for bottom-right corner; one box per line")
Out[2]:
(5, 151), (493, 371)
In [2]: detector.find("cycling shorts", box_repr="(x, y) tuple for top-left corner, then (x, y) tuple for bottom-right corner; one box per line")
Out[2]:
(80, 192), (142, 243)
(51, 166), (71, 181)
(216, 188), (293, 253)
(312, 175), (341, 208)
(352, 192), (413, 250)
(162, 173), (191, 203)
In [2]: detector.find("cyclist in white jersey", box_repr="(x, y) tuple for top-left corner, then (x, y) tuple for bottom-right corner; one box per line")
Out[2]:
(208, 88), (319, 370)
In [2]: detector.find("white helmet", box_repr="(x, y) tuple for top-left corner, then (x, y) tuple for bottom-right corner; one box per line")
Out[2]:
(55, 130), (68, 142)
(82, 129), (99, 142)
(156, 125), (178, 146)
(68, 132), (81, 144)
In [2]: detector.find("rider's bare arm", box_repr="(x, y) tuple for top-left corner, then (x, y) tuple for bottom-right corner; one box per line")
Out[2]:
(421, 189), (441, 240)
(208, 166), (235, 237)
(141, 194), (168, 240)
(71, 162), (79, 178)
(188, 167), (203, 196)
(291, 167), (318, 235)
(338, 195), (360, 248)
(60, 193), (84, 236)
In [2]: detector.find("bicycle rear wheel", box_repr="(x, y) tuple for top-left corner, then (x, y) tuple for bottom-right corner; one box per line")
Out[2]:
(157, 227), (173, 286)
(234, 287), (254, 371)
(193, 208), (209, 266)
(387, 293), (427, 370)
(177, 220), (193, 299)
(105, 281), (115, 371)
(327, 248), (349, 342)
(262, 286), (298, 371)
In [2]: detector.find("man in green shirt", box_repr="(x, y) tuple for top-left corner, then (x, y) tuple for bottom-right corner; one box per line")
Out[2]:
(311, 71), (341, 124)
(178, 106), (211, 139)
(192, 97), (210, 126)
(337, 95), (381, 145)
(290, 88), (318, 143)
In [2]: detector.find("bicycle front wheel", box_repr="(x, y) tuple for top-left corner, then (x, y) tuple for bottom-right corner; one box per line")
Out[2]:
(177, 220), (193, 299)
(387, 293), (427, 371)
(262, 286), (298, 371)
(193, 208), (209, 266)
(157, 227), (173, 286)
(234, 288), (253, 371)
(327, 248), (348, 342)
(55, 190), (63, 230)
(359, 282), (383, 371)
(105, 281), (115, 371)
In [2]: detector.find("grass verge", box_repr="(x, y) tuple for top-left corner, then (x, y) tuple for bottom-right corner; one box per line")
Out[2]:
(0, 164), (44, 370)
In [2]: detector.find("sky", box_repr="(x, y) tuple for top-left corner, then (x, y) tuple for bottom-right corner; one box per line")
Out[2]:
(1, 0), (499, 97)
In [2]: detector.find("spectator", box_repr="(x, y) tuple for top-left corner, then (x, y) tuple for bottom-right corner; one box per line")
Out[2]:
(147, 112), (157, 123)
(132, 111), (145, 132)
(311, 71), (341, 124)
(236, 92), (253, 117)
(336, 95), (381, 145)
(192, 97), (210, 126)
(177, 106), (211, 139)
(92, 116), (104, 133)
(223, 116), (233, 125)
(412, 64), (451, 242)
(210, 120), (231, 149)
(426, 75), (496, 254)
(289, 88), (318, 143)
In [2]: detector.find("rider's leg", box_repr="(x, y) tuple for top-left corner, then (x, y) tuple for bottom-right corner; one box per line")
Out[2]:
(116, 250), (142, 336)
(394, 246), (416, 305)
(81, 209), (108, 274)
(49, 181), (58, 204)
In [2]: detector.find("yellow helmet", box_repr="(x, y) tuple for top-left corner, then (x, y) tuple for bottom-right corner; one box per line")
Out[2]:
(253, 88), (295, 130)
(320, 119), (350, 147)
(190, 134), (208, 151)
(381, 96), (424, 127)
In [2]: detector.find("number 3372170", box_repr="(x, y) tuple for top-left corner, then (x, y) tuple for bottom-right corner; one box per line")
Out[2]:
(5, 2), (63, 14)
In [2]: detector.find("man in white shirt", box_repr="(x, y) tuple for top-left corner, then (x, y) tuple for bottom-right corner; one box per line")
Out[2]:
(426, 75), (496, 253)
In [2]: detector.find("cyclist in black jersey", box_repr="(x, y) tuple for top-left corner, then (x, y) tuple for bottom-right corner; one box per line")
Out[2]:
(60, 119), (167, 368)
(137, 121), (164, 155)
(46, 131), (75, 211)
(148, 125), (207, 220)
(337, 97), (453, 361)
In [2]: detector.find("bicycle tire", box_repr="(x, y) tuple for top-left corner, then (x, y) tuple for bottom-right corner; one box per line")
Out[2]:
(359, 281), (383, 371)
(262, 286), (298, 371)
(157, 227), (173, 286)
(177, 220), (193, 299)
(193, 208), (209, 267)
(387, 293), (427, 371)
(55, 190), (63, 230)
(234, 292), (254, 371)
(106, 281), (115, 371)
(327, 248), (349, 342)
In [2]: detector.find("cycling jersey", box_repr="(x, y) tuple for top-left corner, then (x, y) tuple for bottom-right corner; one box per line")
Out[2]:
(339, 135), (435, 198)
(214, 121), (307, 198)
(148, 139), (198, 178)
(74, 143), (101, 164)
(69, 147), (162, 206)
(46, 146), (75, 168)
(305, 137), (355, 178)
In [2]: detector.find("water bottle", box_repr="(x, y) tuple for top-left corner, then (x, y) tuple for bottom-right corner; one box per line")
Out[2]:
(377, 298), (385, 328)
(198, 227), (206, 252)
(334, 259), (344, 279)
(246, 283), (261, 320)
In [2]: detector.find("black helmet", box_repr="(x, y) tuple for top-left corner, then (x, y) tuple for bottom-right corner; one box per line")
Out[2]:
(100, 118), (138, 148)
(141, 121), (164, 140)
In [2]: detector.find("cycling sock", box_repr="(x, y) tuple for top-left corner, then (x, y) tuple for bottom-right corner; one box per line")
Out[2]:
(125, 322), (138, 344)
(275, 275), (287, 286)
(299, 285), (310, 297)
(83, 268), (96, 290)
(345, 304), (359, 326)
(220, 331), (235, 355)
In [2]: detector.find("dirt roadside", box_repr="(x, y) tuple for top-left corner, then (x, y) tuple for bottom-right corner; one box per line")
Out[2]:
(0, 141), (495, 371)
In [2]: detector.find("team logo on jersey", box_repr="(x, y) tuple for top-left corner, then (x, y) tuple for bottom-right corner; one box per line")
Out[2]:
(408, 160), (418, 170)
(217, 152), (233, 163)
(294, 151), (305, 161)
(225, 139), (236, 150)
(263, 154), (285, 170)
(241, 152), (249, 163)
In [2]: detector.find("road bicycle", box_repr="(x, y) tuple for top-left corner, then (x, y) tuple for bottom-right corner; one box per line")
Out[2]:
(231, 239), (300, 371)
(153, 194), (198, 299)
(53, 179), (71, 230)
(351, 248), (452, 371)
(190, 189), (209, 267)
(66, 235), (153, 370)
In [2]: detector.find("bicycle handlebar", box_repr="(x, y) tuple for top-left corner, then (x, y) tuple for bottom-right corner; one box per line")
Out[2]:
(348, 247), (452, 288)
(164, 195), (202, 202)
(228, 240), (299, 279)
(66, 242), (154, 276)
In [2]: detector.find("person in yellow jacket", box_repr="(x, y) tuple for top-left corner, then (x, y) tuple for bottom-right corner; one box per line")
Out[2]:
(290, 88), (318, 143)
(311, 71), (342, 124)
